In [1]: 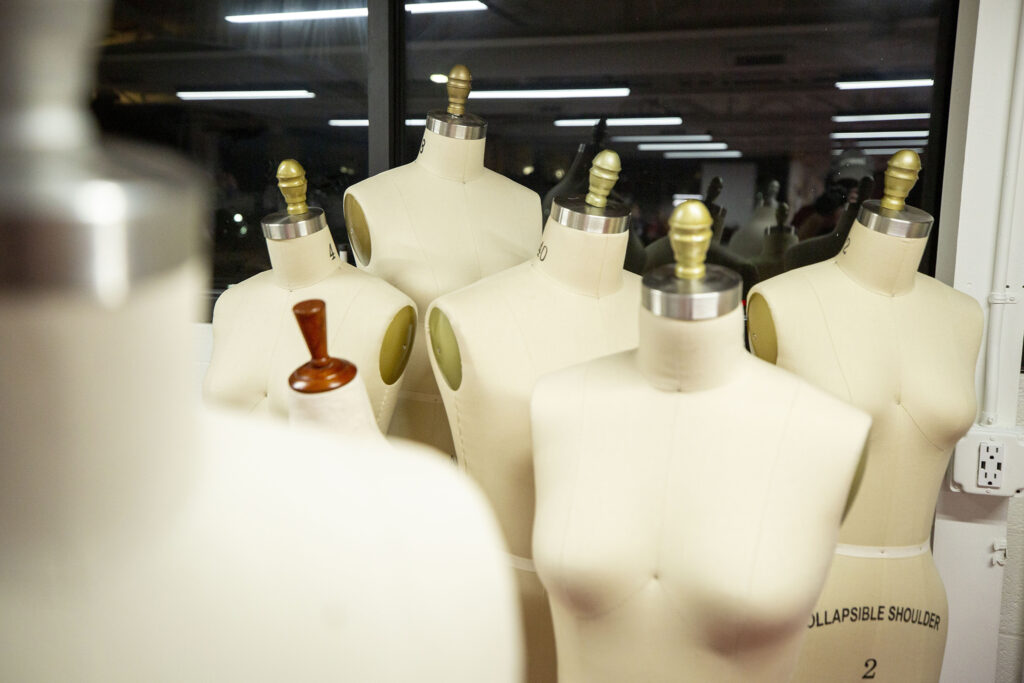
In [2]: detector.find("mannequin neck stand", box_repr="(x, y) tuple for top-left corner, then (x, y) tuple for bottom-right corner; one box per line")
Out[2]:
(266, 228), (342, 291)
(535, 217), (627, 298)
(414, 127), (486, 183)
(835, 220), (928, 297)
(637, 305), (747, 392)
(0, 263), (202, 572)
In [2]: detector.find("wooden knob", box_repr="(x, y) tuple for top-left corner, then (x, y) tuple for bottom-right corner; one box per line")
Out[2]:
(289, 299), (357, 393)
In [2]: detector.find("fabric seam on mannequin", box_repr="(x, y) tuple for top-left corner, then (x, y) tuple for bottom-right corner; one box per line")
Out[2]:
(834, 539), (931, 558)
(508, 553), (537, 573)
(806, 270), (856, 403)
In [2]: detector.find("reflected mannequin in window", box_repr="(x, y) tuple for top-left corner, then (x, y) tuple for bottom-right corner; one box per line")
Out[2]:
(750, 202), (798, 284)
(747, 151), (982, 683)
(531, 200), (870, 683)
(728, 178), (781, 258)
(343, 65), (541, 455)
(645, 176), (758, 300)
(203, 160), (416, 432)
(0, 1), (523, 672)
(785, 175), (874, 270)
(426, 150), (641, 683)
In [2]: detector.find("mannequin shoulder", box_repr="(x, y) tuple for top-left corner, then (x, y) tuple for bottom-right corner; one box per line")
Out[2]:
(915, 275), (984, 320)
(748, 263), (829, 305)
(532, 352), (636, 414)
(430, 263), (535, 322)
(478, 170), (541, 204)
(211, 271), (276, 318)
(322, 265), (415, 307)
(748, 359), (872, 455)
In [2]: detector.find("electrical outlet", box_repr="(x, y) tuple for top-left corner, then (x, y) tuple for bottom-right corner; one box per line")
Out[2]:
(950, 426), (1024, 496)
(977, 441), (1004, 488)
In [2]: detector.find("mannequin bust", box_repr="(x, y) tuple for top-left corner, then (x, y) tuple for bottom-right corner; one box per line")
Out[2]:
(286, 299), (383, 441)
(750, 202), (798, 285)
(0, 2), (523, 670)
(531, 200), (871, 683)
(747, 151), (983, 683)
(203, 160), (415, 432)
(785, 175), (874, 270)
(426, 150), (642, 683)
(728, 178), (781, 257)
(344, 65), (542, 454)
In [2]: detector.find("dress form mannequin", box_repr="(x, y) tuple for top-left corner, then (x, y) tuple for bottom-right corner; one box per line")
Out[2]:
(706, 175), (728, 243)
(750, 202), (798, 284)
(785, 175), (874, 270)
(204, 160), (415, 432)
(747, 152), (983, 683)
(729, 178), (781, 257)
(344, 65), (542, 454)
(0, 6), (523, 673)
(286, 299), (383, 441)
(531, 200), (871, 683)
(426, 150), (642, 683)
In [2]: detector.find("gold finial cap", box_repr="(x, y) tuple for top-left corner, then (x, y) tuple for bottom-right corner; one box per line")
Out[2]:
(585, 149), (621, 208)
(880, 149), (922, 212)
(669, 199), (714, 280)
(277, 159), (309, 216)
(446, 64), (472, 116)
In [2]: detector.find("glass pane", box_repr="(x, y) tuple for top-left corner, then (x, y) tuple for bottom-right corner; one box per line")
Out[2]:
(95, 1), (370, 313)
(403, 0), (947, 284)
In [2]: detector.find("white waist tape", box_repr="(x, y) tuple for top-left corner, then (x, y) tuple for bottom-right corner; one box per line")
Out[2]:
(834, 539), (931, 559)
(507, 553), (536, 573)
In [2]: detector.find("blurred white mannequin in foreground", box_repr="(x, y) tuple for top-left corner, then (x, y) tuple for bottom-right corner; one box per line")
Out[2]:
(532, 200), (870, 683)
(0, 6), (524, 670)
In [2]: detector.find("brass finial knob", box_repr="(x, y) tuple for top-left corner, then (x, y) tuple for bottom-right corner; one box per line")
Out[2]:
(277, 159), (309, 216)
(776, 201), (789, 227)
(585, 149), (621, 208)
(446, 64), (472, 116)
(669, 199), (713, 280)
(880, 149), (922, 212)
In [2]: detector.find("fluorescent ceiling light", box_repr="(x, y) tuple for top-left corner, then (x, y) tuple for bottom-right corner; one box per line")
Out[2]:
(835, 78), (934, 90)
(430, 73), (449, 84)
(639, 142), (727, 151)
(832, 113), (930, 123)
(406, 1), (487, 13)
(471, 88), (629, 100)
(847, 138), (929, 147)
(405, 118), (427, 126)
(227, 1), (485, 22)
(177, 90), (315, 100)
(329, 119), (369, 126)
(830, 130), (929, 140)
(861, 147), (926, 155)
(664, 151), (743, 159)
(610, 134), (712, 143)
(554, 116), (681, 127)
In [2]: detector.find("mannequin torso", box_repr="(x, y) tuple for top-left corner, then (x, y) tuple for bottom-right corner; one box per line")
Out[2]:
(426, 216), (641, 683)
(344, 128), (541, 453)
(747, 219), (983, 682)
(532, 306), (871, 683)
(203, 226), (416, 431)
(0, 263), (522, 683)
